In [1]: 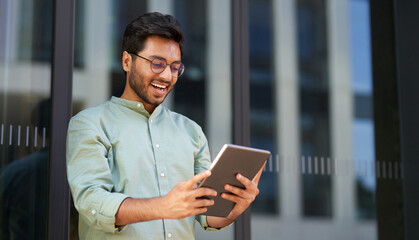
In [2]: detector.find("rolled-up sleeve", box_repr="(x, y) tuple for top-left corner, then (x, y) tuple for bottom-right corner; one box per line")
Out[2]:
(66, 114), (128, 233)
(196, 215), (232, 231)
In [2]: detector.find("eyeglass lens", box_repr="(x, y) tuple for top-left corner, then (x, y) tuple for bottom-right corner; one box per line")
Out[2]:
(151, 58), (184, 77)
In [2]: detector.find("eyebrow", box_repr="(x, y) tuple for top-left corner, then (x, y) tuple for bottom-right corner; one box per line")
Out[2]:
(149, 55), (182, 64)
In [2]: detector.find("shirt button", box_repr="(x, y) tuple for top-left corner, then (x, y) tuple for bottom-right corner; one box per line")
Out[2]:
(167, 233), (172, 238)
(156, 144), (160, 148)
(91, 209), (96, 215)
(137, 103), (141, 108)
(160, 172), (165, 177)
(150, 119), (153, 123)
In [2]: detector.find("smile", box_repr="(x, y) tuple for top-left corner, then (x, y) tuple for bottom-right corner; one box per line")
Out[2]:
(151, 82), (167, 90)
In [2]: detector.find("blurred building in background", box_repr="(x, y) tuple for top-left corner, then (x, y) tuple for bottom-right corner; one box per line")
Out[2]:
(1, 0), (417, 239)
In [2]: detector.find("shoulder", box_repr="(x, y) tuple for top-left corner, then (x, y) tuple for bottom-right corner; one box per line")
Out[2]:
(69, 101), (114, 127)
(162, 107), (203, 133)
(72, 102), (111, 120)
(66, 102), (115, 148)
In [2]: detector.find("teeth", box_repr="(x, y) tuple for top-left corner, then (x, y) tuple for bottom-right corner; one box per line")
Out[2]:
(151, 83), (167, 89)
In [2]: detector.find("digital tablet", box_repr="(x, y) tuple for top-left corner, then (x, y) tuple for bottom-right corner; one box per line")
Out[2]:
(197, 144), (270, 217)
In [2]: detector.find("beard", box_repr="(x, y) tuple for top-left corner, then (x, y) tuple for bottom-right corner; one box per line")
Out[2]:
(128, 64), (173, 106)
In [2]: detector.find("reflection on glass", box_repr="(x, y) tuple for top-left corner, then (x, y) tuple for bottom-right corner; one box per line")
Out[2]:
(297, 0), (332, 217)
(248, 0), (278, 215)
(0, 100), (50, 240)
(0, 0), (52, 239)
(173, 0), (208, 128)
(250, 0), (378, 239)
(350, 0), (376, 220)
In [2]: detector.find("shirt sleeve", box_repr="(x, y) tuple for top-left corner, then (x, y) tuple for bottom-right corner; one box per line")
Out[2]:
(66, 113), (128, 233)
(193, 126), (211, 176)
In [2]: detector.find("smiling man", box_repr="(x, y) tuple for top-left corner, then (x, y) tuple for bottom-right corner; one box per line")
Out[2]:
(66, 12), (262, 240)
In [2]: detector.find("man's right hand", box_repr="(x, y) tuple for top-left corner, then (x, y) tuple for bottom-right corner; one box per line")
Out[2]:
(161, 170), (217, 219)
(115, 170), (217, 225)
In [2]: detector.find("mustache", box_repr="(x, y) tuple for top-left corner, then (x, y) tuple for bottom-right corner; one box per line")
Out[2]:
(151, 79), (172, 86)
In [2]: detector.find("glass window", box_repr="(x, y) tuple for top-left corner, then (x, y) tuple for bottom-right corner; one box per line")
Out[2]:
(297, 0), (332, 218)
(350, 0), (376, 220)
(248, 0), (278, 215)
(250, 0), (379, 239)
(0, 0), (53, 239)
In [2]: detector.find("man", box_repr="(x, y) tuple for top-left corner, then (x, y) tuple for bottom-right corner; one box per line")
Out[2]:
(66, 12), (263, 239)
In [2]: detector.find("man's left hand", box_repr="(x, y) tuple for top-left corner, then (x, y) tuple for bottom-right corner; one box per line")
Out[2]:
(206, 163), (265, 228)
(221, 163), (264, 220)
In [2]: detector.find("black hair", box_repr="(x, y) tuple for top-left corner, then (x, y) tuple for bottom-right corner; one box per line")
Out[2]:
(121, 12), (184, 57)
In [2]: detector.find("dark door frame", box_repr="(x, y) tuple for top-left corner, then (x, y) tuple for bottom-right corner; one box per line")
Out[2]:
(393, 1), (419, 239)
(370, 0), (419, 239)
(232, 0), (251, 240)
(48, 0), (74, 239)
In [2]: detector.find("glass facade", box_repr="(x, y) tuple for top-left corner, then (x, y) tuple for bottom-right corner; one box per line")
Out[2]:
(0, 0), (417, 239)
(249, 0), (379, 239)
(0, 0), (53, 239)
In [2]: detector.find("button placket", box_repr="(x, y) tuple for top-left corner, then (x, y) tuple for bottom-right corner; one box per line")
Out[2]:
(149, 116), (169, 196)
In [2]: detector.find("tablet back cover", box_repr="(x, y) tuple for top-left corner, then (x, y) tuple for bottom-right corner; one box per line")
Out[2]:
(198, 144), (270, 217)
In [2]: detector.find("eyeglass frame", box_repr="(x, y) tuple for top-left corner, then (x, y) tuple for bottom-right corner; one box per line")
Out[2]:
(128, 52), (185, 78)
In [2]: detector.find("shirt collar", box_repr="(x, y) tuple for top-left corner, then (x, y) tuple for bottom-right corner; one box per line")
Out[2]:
(110, 96), (163, 118)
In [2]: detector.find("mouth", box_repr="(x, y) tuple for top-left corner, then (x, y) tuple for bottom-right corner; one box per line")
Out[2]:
(151, 82), (167, 90)
(150, 82), (169, 96)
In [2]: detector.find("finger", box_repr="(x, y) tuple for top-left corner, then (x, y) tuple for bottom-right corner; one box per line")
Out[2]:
(192, 199), (215, 208)
(194, 187), (217, 198)
(224, 184), (253, 199)
(192, 207), (208, 215)
(220, 192), (243, 204)
(185, 170), (211, 189)
(252, 161), (266, 184)
(236, 173), (255, 189)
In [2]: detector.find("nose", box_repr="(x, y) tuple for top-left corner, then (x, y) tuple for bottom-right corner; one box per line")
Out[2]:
(159, 65), (173, 81)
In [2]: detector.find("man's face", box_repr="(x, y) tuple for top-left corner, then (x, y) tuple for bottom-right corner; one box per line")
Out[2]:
(125, 36), (181, 112)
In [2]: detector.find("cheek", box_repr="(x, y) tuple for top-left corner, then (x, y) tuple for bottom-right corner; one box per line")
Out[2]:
(130, 66), (150, 83)
(131, 61), (150, 77)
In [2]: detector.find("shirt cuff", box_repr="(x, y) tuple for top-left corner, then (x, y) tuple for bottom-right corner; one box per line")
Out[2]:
(91, 193), (128, 233)
(196, 215), (233, 231)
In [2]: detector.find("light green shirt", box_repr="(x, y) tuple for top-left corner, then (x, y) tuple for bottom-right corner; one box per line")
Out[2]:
(66, 97), (220, 240)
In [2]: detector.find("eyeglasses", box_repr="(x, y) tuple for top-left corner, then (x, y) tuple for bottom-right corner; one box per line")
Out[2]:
(129, 52), (185, 78)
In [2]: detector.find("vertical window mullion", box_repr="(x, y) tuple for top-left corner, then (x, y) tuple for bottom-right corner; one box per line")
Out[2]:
(49, 0), (74, 239)
(232, 0), (251, 239)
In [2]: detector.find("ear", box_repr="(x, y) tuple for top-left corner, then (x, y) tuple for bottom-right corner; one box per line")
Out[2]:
(122, 51), (132, 73)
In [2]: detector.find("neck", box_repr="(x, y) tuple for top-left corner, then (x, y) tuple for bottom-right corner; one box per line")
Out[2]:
(120, 93), (156, 115)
